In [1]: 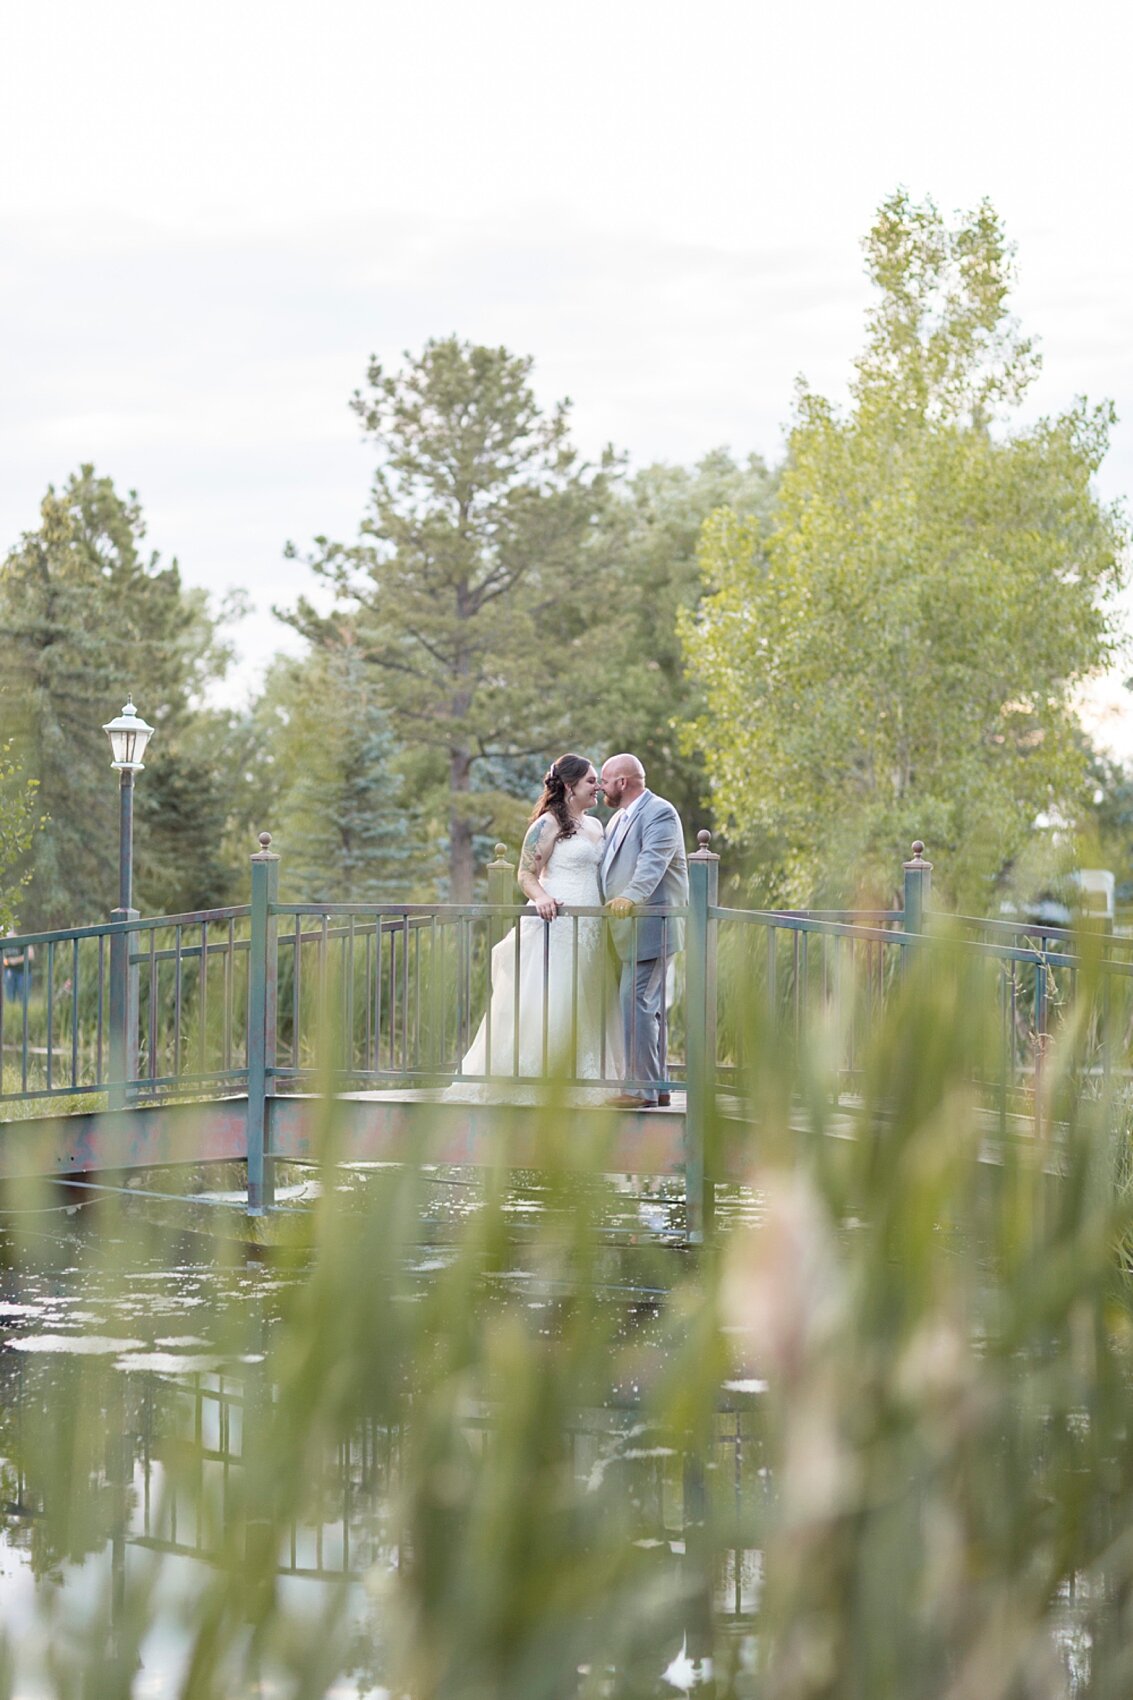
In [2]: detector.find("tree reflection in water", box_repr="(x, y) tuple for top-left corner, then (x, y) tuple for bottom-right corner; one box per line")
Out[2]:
(0, 1158), (764, 1696)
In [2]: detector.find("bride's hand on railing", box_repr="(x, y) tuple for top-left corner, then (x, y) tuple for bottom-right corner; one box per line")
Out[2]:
(533, 893), (560, 921)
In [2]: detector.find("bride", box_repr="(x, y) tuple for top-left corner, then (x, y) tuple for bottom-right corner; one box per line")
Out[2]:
(449, 754), (624, 1098)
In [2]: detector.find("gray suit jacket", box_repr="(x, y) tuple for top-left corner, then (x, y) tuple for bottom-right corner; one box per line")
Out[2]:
(600, 790), (689, 961)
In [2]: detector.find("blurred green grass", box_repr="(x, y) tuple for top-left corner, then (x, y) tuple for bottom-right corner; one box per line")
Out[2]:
(3, 935), (1133, 1697)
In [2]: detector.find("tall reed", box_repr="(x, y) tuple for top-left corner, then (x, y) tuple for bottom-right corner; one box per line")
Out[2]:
(1, 929), (1132, 1697)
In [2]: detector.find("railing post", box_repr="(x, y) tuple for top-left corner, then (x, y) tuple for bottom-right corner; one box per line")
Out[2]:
(108, 907), (139, 1111)
(902, 840), (932, 970)
(246, 832), (279, 1216)
(487, 843), (516, 951)
(1034, 951), (1049, 1126)
(685, 829), (719, 1246)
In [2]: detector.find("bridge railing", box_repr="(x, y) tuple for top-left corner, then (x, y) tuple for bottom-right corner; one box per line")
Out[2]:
(707, 868), (1133, 1134)
(0, 842), (696, 1115)
(710, 907), (908, 1090)
(0, 906), (253, 1107)
(266, 903), (686, 1092)
(8, 833), (1133, 1229)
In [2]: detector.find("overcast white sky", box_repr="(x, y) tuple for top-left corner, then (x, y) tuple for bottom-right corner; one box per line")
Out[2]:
(3, 0), (1133, 744)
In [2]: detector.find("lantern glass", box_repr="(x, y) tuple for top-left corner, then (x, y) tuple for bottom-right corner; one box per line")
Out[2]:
(102, 701), (155, 771)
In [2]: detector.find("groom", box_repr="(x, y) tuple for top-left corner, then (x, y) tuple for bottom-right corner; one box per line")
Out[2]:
(598, 754), (689, 1109)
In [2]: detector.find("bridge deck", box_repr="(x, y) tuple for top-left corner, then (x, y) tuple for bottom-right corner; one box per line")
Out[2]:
(0, 1091), (697, 1184)
(0, 1087), (1049, 1195)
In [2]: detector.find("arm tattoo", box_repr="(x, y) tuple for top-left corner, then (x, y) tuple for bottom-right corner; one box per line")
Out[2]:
(519, 820), (545, 878)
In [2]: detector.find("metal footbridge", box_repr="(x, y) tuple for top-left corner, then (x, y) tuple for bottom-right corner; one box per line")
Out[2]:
(1, 837), (1122, 1235)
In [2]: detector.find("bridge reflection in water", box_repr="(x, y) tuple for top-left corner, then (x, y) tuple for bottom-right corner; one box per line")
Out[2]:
(122, 1369), (763, 1612)
(0, 1189), (769, 1697)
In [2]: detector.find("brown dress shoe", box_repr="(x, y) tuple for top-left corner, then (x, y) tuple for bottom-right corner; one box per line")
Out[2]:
(656, 1093), (671, 1107)
(606, 1093), (658, 1108)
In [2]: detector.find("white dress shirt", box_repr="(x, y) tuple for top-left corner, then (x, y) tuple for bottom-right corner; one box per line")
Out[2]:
(604, 790), (646, 870)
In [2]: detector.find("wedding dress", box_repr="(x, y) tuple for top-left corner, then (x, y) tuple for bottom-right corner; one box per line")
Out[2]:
(447, 827), (624, 1101)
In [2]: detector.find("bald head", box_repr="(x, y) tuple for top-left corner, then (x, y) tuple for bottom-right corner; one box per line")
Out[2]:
(599, 753), (646, 811)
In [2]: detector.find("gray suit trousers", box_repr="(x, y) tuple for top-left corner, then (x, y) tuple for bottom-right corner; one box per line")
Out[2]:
(619, 953), (667, 1099)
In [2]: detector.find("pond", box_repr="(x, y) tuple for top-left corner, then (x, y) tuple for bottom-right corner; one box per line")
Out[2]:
(0, 1165), (768, 1698)
(2, 1040), (1129, 1700)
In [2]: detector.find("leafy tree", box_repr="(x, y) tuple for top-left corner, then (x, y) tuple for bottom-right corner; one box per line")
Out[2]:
(249, 639), (425, 902)
(569, 450), (776, 833)
(682, 192), (1127, 909)
(133, 708), (247, 915)
(0, 742), (44, 933)
(283, 338), (616, 900)
(0, 467), (239, 926)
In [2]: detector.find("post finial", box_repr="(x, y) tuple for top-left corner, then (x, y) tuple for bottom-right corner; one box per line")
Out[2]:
(494, 843), (508, 860)
(690, 827), (719, 863)
(259, 832), (272, 852)
(252, 830), (280, 863)
(903, 840), (933, 871)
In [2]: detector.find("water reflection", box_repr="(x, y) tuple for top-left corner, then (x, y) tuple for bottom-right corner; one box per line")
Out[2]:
(0, 1171), (766, 1697)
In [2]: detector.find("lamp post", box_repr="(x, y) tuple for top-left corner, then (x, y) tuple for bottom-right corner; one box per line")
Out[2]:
(102, 700), (154, 1106)
(102, 700), (155, 913)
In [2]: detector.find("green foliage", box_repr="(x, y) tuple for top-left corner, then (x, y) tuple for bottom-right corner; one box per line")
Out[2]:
(717, 934), (1133, 1699)
(251, 641), (427, 902)
(133, 708), (248, 914)
(0, 741), (44, 933)
(0, 466), (241, 926)
(282, 338), (617, 899)
(682, 194), (1127, 909)
(569, 450), (776, 833)
(7, 942), (1133, 1693)
(855, 188), (1040, 425)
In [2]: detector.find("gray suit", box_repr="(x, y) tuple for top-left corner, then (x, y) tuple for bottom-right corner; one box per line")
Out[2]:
(600, 790), (689, 1100)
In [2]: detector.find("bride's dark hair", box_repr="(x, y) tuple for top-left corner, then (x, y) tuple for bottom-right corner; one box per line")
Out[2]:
(530, 753), (592, 840)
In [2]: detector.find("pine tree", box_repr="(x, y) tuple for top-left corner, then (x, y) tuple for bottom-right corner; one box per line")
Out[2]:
(253, 643), (425, 903)
(0, 743), (44, 932)
(282, 339), (615, 900)
(0, 466), (238, 925)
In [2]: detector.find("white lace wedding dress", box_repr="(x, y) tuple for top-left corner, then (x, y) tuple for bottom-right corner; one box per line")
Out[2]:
(447, 827), (624, 1101)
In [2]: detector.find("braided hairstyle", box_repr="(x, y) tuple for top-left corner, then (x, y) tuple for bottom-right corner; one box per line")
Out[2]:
(529, 753), (592, 840)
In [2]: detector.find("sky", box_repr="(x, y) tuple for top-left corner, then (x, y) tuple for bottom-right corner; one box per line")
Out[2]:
(3, 0), (1133, 745)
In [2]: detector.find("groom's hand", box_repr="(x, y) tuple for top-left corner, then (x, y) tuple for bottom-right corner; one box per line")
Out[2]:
(606, 896), (634, 919)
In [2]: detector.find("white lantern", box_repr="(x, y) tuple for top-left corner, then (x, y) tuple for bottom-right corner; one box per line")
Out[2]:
(102, 700), (155, 771)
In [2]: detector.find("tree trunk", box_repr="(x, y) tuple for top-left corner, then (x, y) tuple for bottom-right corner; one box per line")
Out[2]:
(449, 626), (475, 901)
(449, 747), (474, 903)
